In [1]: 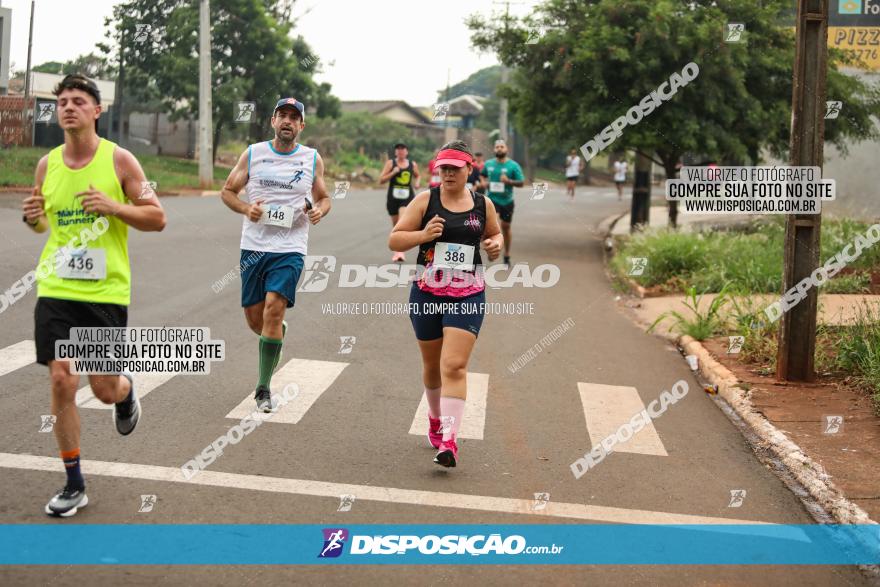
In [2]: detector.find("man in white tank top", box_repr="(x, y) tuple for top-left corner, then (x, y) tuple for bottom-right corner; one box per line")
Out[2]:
(220, 97), (331, 412)
(565, 148), (584, 201)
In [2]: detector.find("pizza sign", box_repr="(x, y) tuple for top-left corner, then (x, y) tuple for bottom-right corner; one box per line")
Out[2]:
(830, 0), (880, 70)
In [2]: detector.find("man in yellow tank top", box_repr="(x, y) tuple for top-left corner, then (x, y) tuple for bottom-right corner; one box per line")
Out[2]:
(21, 74), (167, 517)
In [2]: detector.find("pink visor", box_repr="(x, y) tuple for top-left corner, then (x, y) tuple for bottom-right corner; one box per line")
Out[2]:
(433, 149), (473, 168)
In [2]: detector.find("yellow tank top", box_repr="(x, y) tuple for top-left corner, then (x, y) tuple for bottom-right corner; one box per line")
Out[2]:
(37, 138), (131, 306)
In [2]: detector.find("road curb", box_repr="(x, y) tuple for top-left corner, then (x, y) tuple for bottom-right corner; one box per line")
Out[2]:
(626, 277), (649, 299)
(678, 334), (876, 526)
(597, 211), (627, 238)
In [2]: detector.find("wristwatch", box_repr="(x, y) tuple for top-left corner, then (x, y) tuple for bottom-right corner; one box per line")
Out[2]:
(22, 214), (40, 226)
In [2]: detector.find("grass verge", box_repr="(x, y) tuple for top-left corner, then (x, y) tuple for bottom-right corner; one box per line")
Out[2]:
(1, 146), (230, 191)
(611, 218), (879, 294)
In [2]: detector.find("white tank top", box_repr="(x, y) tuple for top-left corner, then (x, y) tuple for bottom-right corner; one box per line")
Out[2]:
(241, 141), (317, 254)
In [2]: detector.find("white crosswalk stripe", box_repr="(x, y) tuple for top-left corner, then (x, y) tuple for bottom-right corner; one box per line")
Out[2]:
(2, 341), (665, 459)
(577, 382), (668, 456)
(225, 358), (348, 424)
(408, 372), (489, 440)
(0, 451), (774, 525)
(0, 340), (37, 377)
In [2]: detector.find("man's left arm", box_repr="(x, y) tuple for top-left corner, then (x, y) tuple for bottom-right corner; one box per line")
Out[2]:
(508, 163), (525, 188)
(76, 147), (166, 232)
(308, 153), (331, 225)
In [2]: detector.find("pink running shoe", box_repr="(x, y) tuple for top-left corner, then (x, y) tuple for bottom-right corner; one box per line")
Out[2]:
(433, 438), (458, 468)
(428, 416), (442, 449)
(392, 251), (406, 262)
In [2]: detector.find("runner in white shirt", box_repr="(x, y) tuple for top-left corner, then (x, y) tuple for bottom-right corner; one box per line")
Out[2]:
(613, 159), (628, 200)
(565, 148), (584, 201)
(220, 97), (331, 412)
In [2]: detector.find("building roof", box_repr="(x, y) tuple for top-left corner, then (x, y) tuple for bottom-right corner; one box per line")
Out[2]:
(340, 100), (431, 124)
(446, 95), (485, 117)
(7, 72), (116, 105)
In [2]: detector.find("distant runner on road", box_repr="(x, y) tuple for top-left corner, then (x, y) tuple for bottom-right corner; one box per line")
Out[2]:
(389, 140), (503, 468)
(565, 148), (584, 201)
(427, 158), (442, 189)
(480, 139), (523, 266)
(220, 97), (331, 413)
(379, 142), (421, 262)
(466, 151), (485, 195)
(614, 158), (628, 200)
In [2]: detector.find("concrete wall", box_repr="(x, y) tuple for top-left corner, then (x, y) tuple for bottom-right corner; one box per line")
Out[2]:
(126, 112), (196, 158)
(0, 8), (11, 94)
(821, 134), (880, 221)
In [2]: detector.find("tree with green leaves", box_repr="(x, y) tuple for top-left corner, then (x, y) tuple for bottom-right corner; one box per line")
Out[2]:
(468, 0), (880, 221)
(99, 0), (340, 159)
(31, 61), (66, 75)
(305, 111), (437, 164)
(31, 53), (115, 79)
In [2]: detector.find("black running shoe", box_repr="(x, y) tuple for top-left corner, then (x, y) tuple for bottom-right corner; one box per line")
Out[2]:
(255, 386), (272, 413)
(45, 485), (88, 517)
(113, 373), (141, 436)
(433, 439), (458, 468)
(503, 255), (511, 266)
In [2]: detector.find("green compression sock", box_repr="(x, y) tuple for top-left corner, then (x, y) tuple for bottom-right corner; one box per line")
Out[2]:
(270, 321), (288, 373)
(258, 335), (283, 389)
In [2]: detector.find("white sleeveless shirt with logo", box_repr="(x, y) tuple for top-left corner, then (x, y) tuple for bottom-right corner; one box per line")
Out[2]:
(241, 141), (318, 254)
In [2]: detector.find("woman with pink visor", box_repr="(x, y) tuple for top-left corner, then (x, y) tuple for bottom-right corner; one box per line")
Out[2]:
(389, 140), (503, 468)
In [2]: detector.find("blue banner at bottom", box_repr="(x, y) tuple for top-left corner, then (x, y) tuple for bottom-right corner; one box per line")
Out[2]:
(1, 524), (878, 565)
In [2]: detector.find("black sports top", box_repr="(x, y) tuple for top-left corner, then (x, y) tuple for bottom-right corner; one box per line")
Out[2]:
(387, 159), (414, 199)
(416, 186), (487, 296)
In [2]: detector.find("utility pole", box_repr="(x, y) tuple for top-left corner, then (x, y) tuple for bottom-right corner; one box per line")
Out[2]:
(116, 28), (125, 143)
(776, 0), (828, 381)
(198, 0), (213, 188)
(23, 0), (34, 144)
(493, 0), (522, 142)
(499, 66), (508, 142)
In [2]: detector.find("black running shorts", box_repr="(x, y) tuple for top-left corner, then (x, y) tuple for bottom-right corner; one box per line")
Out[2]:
(34, 297), (128, 365)
(494, 201), (515, 223)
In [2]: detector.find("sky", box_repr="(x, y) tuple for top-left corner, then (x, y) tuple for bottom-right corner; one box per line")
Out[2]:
(3, 0), (542, 106)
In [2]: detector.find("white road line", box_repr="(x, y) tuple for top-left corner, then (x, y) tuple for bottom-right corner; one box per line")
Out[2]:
(578, 382), (668, 456)
(407, 372), (489, 440)
(76, 372), (180, 410)
(0, 452), (769, 525)
(226, 358), (348, 424)
(0, 340), (36, 377)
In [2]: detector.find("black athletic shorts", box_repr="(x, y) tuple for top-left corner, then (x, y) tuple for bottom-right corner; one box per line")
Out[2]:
(494, 201), (515, 223)
(34, 297), (128, 365)
(386, 192), (414, 216)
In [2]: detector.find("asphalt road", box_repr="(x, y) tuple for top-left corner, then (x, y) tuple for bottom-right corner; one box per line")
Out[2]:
(0, 186), (871, 585)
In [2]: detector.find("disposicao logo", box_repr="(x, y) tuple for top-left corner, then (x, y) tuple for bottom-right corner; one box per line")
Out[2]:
(318, 528), (349, 558)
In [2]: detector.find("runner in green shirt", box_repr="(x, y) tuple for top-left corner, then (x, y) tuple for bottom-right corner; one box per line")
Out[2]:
(479, 139), (523, 265)
(22, 74), (166, 518)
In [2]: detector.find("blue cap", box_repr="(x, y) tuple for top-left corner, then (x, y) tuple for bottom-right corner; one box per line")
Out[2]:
(273, 97), (305, 119)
